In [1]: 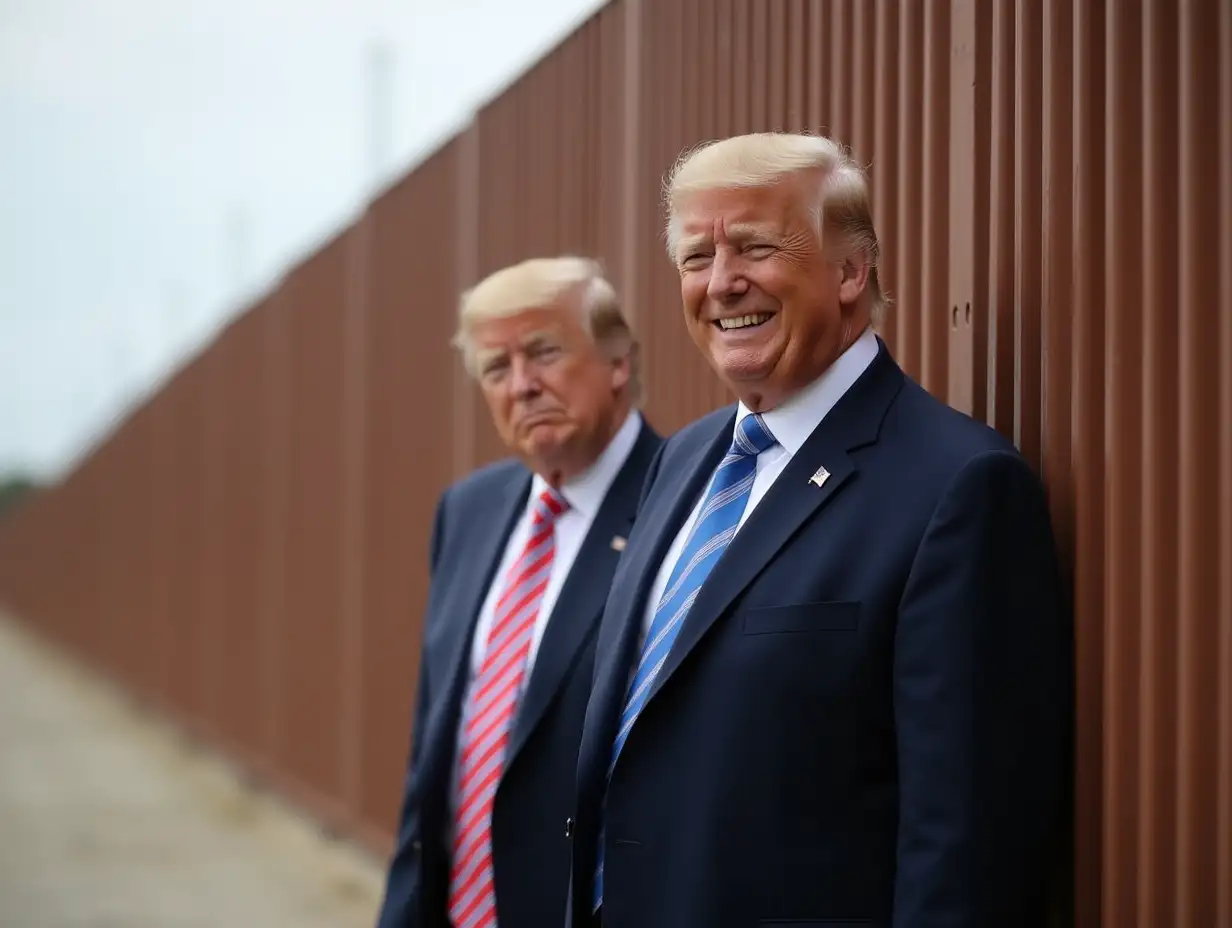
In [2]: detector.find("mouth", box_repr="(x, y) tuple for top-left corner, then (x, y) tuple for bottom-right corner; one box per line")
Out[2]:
(520, 410), (563, 428)
(713, 312), (774, 332)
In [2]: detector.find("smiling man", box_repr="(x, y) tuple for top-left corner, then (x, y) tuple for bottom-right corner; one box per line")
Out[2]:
(376, 256), (661, 928)
(567, 133), (1072, 928)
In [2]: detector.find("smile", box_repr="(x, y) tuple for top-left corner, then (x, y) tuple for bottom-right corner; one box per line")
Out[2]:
(715, 313), (773, 330)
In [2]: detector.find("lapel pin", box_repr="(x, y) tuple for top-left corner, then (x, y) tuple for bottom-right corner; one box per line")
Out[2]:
(610, 535), (627, 552)
(808, 466), (831, 489)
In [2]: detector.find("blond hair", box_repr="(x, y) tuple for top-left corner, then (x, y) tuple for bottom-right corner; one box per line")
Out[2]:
(663, 132), (890, 324)
(453, 255), (642, 404)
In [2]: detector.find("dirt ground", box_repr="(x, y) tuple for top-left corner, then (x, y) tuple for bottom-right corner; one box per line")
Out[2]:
(0, 611), (387, 927)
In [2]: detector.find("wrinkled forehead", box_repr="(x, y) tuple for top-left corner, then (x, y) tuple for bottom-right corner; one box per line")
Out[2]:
(673, 219), (782, 255)
(669, 182), (811, 256)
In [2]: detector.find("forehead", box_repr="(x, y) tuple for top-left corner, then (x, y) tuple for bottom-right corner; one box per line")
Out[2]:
(673, 180), (809, 242)
(468, 305), (583, 350)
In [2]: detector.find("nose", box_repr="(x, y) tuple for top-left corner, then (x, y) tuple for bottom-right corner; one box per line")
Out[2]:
(706, 249), (749, 303)
(508, 354), (541, 399)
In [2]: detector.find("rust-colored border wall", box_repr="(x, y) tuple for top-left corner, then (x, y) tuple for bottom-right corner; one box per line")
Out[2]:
(0, 1), (1228, 923)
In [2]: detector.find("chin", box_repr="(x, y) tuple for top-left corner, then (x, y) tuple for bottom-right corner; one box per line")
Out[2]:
(711, 348), (776, 384)
(524, 426), (571, 456)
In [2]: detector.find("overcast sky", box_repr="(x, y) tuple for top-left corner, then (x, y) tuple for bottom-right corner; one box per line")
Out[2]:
(0, 0), (604, 479)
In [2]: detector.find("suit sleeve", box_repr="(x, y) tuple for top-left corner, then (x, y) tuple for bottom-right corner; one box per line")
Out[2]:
(375, 489), (450, 928)
(892, 449), (1073, 927)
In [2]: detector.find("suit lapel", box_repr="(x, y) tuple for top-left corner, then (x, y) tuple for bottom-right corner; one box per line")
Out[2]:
(417, 469), (530, 801)
(506, 422), (659, 768)
(646, 346), (905, 706)
(578, 418), (731, 793)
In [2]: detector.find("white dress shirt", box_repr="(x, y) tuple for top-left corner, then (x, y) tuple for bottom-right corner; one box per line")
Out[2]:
(640, 327), (879, 637)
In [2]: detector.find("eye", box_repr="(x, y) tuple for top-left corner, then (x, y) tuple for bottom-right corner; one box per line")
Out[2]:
(479, 357), (508, 382)
(744, 243), (776, 258)
(529, 345), (566, 364)
(680, 251), (712, 269)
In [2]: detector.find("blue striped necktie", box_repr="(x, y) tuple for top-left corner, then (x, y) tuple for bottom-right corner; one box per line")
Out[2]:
(593, 412), (778, 909)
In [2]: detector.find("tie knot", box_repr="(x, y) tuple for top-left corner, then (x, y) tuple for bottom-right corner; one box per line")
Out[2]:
(731, 413), (777, 458)
(534, 487), (569, 524)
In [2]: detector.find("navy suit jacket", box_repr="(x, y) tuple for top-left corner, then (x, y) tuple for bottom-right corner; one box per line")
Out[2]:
(376, 418), (661, 928)
(568, 342), (1072, 928)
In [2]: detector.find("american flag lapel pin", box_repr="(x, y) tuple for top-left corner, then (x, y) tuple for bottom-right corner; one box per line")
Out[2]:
(808, 465), (831, 489)
(610, 535), (627, 551)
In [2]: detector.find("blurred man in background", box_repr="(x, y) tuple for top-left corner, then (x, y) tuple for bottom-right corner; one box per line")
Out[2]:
(377, 256), (661, 928)
(568, 133), (1071, 927)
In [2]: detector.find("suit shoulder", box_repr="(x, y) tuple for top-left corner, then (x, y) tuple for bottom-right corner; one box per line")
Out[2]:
(878, 378), (1038, 505)
(443, 457), (525, 509)
(661, 405), (735, 456)
(893, 378), (1019, 459)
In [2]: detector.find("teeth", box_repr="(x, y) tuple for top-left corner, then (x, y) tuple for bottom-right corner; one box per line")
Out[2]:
(718, 313), (771, 330)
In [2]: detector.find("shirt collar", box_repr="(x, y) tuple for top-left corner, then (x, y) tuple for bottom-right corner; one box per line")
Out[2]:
(529, 409), (643, 519)
(734, 326), (880, 455)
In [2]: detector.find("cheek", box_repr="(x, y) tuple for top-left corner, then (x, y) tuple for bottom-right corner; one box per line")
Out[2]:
(541, 363), (590, 410)
(481, 387), (513, 428)
(680, 275), (709, 318)
(556, 365), (614, 426)
(762, 273), (821, 328)
(745, 265), (792, 304)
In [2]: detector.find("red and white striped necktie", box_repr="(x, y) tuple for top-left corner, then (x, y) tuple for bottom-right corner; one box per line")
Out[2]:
(447, 487), (569, 928)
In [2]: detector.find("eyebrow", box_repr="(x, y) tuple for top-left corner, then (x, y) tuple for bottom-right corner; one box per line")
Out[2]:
(474, 330), (562, 365)
(474, 347), (507, 370)
(675, 223), (778, 260)
(675, 235), (711, 259)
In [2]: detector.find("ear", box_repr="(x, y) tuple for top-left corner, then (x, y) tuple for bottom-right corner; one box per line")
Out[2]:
(838, 254), (872, 305)
(609, 352), (631, 392)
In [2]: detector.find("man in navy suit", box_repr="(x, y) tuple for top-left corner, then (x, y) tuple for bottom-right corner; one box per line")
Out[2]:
(376, 256), (661, 928)
(568, 133), (1072, 927)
